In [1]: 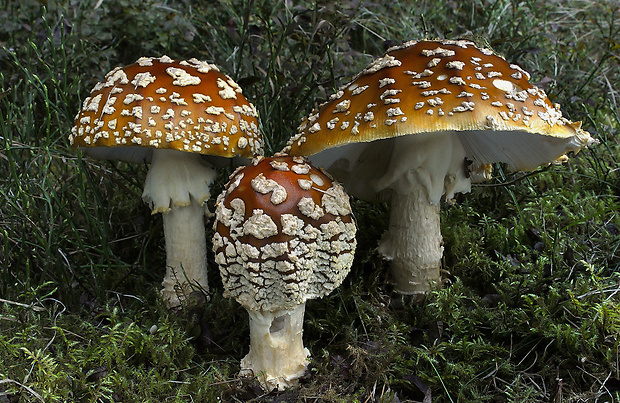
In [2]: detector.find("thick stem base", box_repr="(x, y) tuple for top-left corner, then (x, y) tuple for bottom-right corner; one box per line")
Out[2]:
(241, 304), (309, 391)
(160, 202), (209, 307)
(378, 188), (443, 295)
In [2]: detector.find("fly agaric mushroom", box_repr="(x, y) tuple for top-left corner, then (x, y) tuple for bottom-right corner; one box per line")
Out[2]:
(212, 156), (356, 391)
(282, 39), (596, 296)
(70, 56), (262, 308)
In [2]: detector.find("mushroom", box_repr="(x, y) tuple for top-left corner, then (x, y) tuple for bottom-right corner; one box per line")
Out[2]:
(70, 56), (263, 308)
(212, 156), (357, 390)
(281, 39), (596, 296)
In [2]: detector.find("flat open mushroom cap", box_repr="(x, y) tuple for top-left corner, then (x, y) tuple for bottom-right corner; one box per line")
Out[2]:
(69, 56), (263, 163)
(283, 39), (595, 172)
(212, 156), (357, 312)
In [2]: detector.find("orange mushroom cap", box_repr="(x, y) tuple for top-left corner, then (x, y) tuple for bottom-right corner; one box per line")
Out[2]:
(283, 39), (594, 168)
(70, 56), (263, 161)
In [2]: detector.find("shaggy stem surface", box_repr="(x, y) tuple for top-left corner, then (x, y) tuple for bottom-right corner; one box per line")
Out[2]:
(143, 149), (215, 307)
(378, 187), (443, 295)
(241, 303), (309, 391)
(160, 202), (209, 305)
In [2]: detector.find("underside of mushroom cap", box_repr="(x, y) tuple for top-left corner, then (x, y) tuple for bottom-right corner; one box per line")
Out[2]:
(310, 127), (591, 204)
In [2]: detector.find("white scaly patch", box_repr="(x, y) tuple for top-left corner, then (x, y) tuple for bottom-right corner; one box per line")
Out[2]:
(165, 67), (201, 86)
(131, 72), (157, 88)
(217, 77), (238, 100)
(297, 197), (324, 220)
(251, 173), (288, 205)
(243, 209), (279, 239)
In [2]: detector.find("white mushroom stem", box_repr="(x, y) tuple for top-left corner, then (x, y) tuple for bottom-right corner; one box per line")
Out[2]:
(159, 202), (209, 304)
(241, 303), (309, 391)
(378, 187), (444, 295)
(142, 148), (217, 307)
(370, 133), (471, 295)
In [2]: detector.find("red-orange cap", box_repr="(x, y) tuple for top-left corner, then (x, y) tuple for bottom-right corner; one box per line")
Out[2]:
(283, 39), (593, 164)
(70, 56), (263, 161)
(212, 156), (357, 311)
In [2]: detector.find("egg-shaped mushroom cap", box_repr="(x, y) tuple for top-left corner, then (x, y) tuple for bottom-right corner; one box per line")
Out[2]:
(70, 56), (263, 163)
(212, 156), (357, 312)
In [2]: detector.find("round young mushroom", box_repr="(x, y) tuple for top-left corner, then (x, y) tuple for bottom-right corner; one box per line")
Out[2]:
(281, 39), (596, 296)
(70, 56), (263, 308)
(212, 156), (357, 391)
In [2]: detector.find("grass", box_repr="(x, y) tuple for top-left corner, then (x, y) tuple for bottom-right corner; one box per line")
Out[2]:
(1, 0), (619, 401)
